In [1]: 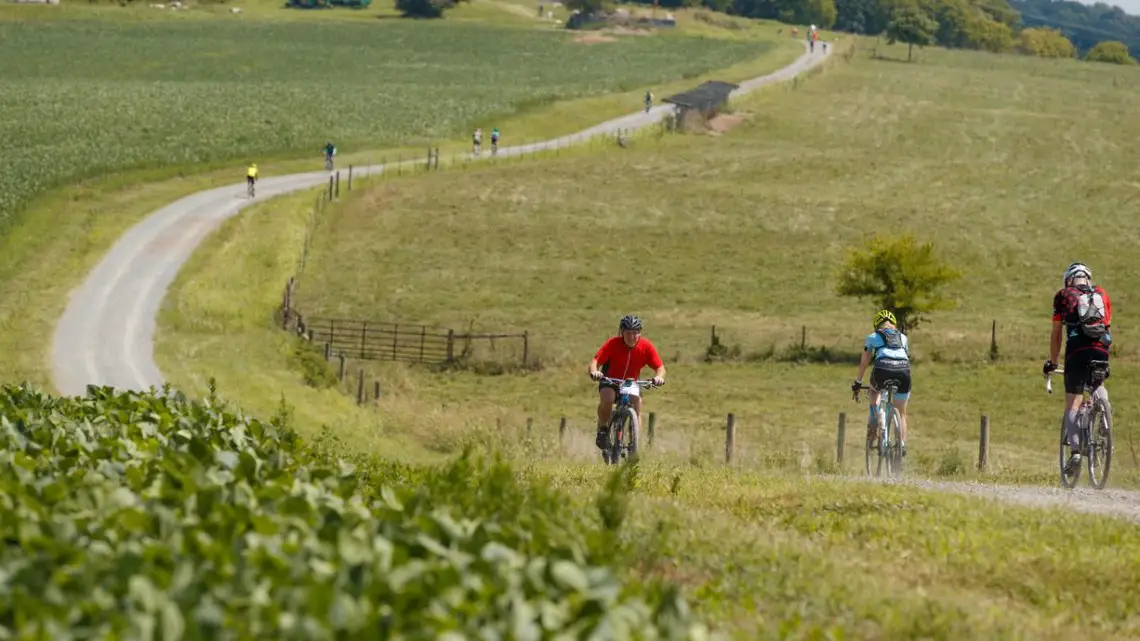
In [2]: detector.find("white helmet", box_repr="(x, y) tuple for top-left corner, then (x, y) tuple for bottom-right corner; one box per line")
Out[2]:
(1063, 262), (1091, 286)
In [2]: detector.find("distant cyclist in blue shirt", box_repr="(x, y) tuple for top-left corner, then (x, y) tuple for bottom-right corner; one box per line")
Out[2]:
(851, 309), (911, 455)
(323, 141), (336, 169)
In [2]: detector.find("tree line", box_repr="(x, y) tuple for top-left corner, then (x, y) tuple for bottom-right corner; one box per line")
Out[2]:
(614, 0), (1137, 63)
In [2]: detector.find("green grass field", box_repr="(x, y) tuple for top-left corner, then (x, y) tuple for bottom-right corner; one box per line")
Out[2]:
(133, 37), (1140, 639)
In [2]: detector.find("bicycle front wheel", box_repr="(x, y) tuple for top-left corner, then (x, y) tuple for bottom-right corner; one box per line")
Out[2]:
(1088, 399), (1113, 489)
(607, 409), (632, 465)
(1060, 415), (1080, 489)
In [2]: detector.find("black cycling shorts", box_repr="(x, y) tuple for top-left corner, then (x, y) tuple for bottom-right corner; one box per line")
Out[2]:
(871, 358), (911, 399)
(1064, 347), (1110, 395)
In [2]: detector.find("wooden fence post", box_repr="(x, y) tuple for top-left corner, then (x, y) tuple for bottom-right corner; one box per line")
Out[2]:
(327, 176), (333, 201)
(801, 325), (807, 350)
(446, 329), (455, 361)
(335, 171), (340, 198)
(559, 416), (567, 444)
(374, 380), (381, 401)
(356, 369), (365, 405)
(419, 325), (426, 363)
(648, 412), (656, 446)
(360, 321), (367, 359)
(990, 319), (998, 361)
(837, 412), (846, 464)
(324, 342), (331, 362)
(338, 353), (346, 382)
(434, 148), (440, 169)
(426, 147), (433, 170)
(348, 165), (353, 191)
(522, 330), (529, 366)
(725, 413), (736, 464)
(978, 415), (990, 472)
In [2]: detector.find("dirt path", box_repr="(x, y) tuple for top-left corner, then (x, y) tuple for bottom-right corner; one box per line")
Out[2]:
(853, 475), (1140, 524)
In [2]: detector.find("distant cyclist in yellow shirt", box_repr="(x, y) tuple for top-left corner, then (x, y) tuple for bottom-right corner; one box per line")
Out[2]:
(246, 162), (258, 198)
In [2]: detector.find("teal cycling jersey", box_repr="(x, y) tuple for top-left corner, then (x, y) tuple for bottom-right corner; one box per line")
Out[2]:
(864, 328), (909, 362)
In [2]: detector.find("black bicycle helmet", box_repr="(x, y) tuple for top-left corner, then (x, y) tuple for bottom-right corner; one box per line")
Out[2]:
(619, 315), (643, 332)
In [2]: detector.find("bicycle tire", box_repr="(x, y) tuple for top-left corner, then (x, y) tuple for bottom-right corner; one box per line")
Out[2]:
(1060, 414), (1081, 489)
(606, 409), (629, 465)
(625, 409), (640, 461)
(864, 415), (875, 477)
(875, 402), (888, 477)
(1088, 398), (1113, 489)
(884, 406), (902, 476)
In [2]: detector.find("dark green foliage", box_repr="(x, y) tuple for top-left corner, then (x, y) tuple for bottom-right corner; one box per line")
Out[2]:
(0, 383), (710, 639)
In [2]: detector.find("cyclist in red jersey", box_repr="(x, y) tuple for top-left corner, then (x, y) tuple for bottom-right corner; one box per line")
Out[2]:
(587, 315), (666, 454)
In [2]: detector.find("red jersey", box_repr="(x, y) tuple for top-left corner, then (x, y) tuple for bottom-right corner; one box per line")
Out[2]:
(1052, 284), (1112, 351)
(594, 336), (663, 381)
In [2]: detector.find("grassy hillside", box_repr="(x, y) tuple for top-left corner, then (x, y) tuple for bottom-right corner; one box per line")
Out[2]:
(145, 42), (1140, 638)
(159, 41), (1140, 487)
(0, 17), (769, 231)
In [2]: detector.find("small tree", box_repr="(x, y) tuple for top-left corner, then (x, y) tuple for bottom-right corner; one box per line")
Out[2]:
(835, 233), (963, 332)
(1017, 27), (1076, 59)
(1085, 40), (1136, 65)
(885, 5), (937, 62)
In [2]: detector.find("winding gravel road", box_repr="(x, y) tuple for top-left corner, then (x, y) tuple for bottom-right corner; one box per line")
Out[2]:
(50, 41), (829, 397)
(47, 39), (1140, 521)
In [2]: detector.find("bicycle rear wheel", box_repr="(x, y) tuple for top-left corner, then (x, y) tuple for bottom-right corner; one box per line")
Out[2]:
(1059, 415), (1081, 489)
(886, 407), (904, 477)
(1087, 399), (1113, 489)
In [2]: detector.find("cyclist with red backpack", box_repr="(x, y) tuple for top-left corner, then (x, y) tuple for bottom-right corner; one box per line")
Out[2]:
(1044, 262), (1112, 474)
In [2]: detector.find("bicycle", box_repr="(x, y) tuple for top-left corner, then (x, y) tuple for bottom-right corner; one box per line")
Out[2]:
(491, 140), (499, 156)
(853, 380), (904, 477)
(246, 177), (256, 199)
(597, 376), (658, 465)
(324, 155), (334, 172)
(1046, 361), (1113, 489)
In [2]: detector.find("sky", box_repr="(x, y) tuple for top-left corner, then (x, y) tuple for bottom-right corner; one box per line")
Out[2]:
(1071, 0), (1140, 16)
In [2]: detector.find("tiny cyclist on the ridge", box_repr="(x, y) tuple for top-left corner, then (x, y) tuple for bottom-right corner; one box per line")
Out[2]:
(1044, 261), (1112, 475)
(852, 309), (912, 457)
(588, 315), (666, 457)
(246, 162), (258, 187)
(323, 141), (337, 167)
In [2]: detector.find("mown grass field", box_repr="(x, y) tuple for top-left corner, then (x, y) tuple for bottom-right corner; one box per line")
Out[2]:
(150, 41), (1140, 638)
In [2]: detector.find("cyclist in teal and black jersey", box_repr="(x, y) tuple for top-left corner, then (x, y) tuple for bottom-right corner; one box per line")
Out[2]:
(851, 309), (912, 456)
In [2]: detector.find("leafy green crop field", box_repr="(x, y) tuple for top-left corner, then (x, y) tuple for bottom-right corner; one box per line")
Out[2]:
(0, 18), (766, 232)
(0, 383), (711, 638)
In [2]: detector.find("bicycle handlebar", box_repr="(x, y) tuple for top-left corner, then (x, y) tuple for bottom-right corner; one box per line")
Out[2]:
(1045, 368), (1065, 395)
(597, 376), (660, 389)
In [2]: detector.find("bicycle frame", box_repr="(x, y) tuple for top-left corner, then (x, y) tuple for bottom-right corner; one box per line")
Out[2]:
(599, 377), (657, 464)
(1045, 362), (1113, 489)
(854, 380), (903, 477)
